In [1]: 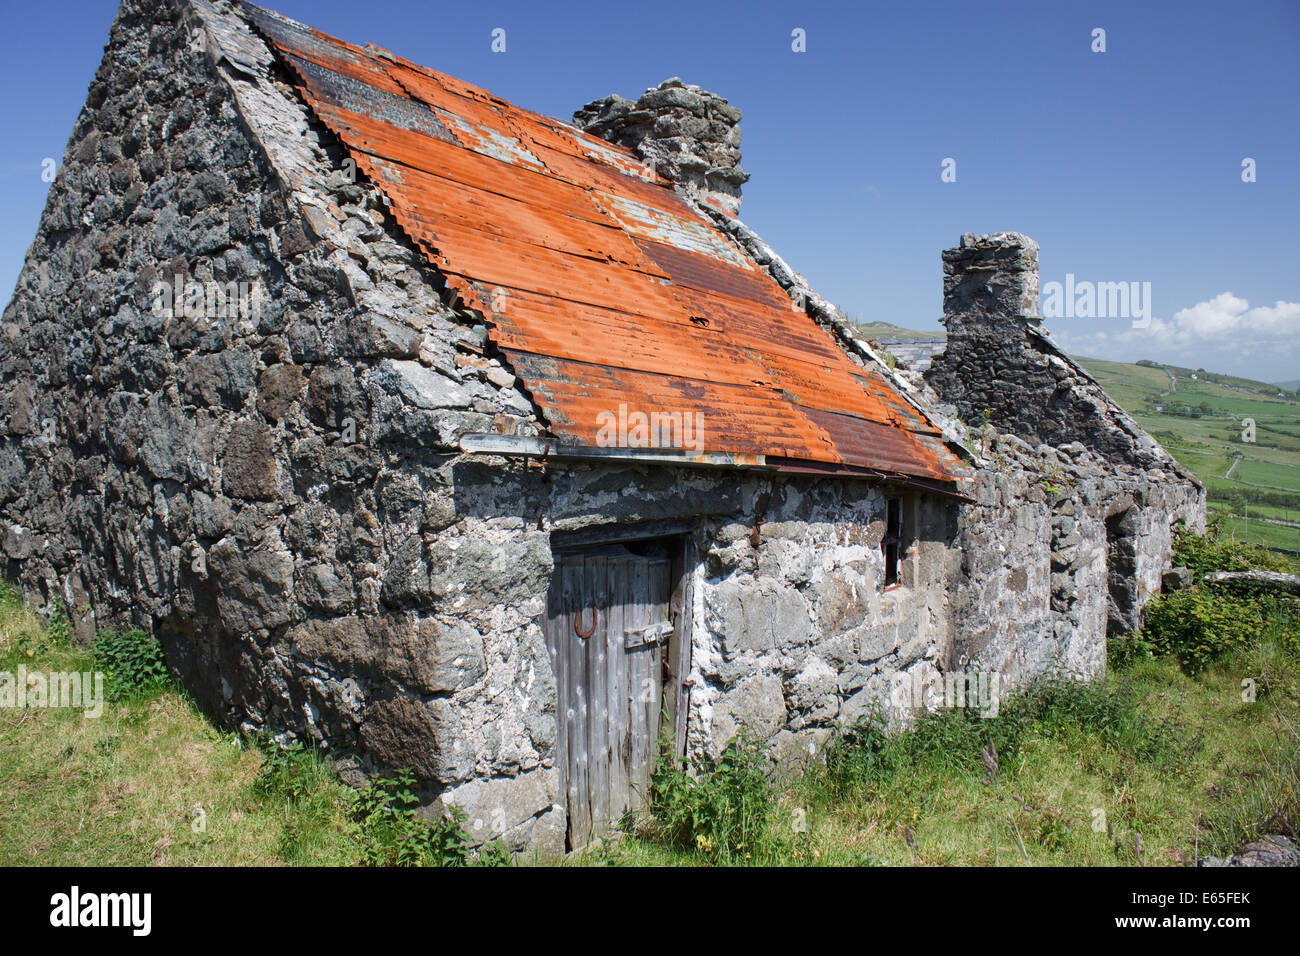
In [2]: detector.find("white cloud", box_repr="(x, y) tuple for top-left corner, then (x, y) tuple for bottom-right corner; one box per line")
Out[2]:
(1053, 293), (1300, 380)
(1167, 293), (1300, 341)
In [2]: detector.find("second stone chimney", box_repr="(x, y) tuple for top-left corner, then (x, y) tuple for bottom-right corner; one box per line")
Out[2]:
(925, 232), (1046, 439)
(925, 232), (1176, 469)
(574, 78), (748, 218)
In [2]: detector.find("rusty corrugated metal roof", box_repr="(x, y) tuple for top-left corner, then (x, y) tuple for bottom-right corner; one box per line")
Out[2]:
(243, 3), (967, 484)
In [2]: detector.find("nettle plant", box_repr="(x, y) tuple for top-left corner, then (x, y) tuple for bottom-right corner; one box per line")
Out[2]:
(349, 770), (510, 867)
(92, 628), (171, 701)
(1116, 520), (1297, 674)
(646, 734), (777, 862)
(1140, 588), (1267, 675)
(46, 599), (72, 645)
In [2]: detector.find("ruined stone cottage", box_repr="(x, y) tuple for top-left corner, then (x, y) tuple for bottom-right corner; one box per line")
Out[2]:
(0, 0), (1203, 853)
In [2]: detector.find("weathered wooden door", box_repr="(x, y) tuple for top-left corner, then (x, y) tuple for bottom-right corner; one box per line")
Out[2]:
(545, 543), (674, 849)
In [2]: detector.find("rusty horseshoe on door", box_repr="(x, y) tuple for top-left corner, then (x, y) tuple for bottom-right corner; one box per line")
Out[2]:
(574, 607), (597, 639)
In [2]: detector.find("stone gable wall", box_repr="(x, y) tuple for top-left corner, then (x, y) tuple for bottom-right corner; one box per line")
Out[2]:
(925, 232), (1188, 473)
(917, 234), (1206, 679)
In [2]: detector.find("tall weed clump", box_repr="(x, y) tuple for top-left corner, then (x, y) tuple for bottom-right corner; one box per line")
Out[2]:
(1119, 521), (1298, 674)
(645, 735), (776, 863)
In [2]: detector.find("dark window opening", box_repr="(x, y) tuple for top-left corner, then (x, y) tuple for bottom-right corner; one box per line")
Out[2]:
(1105, 509), (1139, 635)
(883, 498), (902, 587)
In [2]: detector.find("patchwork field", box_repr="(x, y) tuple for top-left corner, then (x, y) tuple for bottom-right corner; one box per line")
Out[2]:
(1075, 357), (1300, 551)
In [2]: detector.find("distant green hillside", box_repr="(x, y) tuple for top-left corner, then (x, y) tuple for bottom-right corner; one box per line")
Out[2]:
(850, 320), (944, 342)
(1276, 379), (1300, 392)
(1075, 356), (1300, 553)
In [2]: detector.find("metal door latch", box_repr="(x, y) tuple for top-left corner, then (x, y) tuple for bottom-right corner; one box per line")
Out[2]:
(624, 621), (673, 649)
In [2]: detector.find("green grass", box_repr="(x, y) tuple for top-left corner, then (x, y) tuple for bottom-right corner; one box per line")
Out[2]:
(850, 320), (945, 342)
(0, 582), (358, 866)
(1076, 356), (1176, 409)
(1161, 447), (1233, 479)
(0, 581), (517, 868)
(1209, 499), (1300, 525)
(1234, 458), (1300, 492)
(597, 527), (1300, 866)
(1209, 513), (1300, 553)
(584, 649), (1299, 867)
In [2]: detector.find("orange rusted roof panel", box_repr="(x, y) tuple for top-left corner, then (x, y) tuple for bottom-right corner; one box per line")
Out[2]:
(244, 3), (966, 483)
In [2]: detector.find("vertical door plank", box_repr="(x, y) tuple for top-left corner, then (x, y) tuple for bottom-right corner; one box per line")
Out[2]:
(586, 553), (609, 841)
(626, 557), (650, 811)
(561, 557), (580, 848)
(673, 539), (694, 763)
(647, 558), (668, 771)
(568, 558), (590, 848)
(662, 554), (681, 766)
(607, 556), (630, 827)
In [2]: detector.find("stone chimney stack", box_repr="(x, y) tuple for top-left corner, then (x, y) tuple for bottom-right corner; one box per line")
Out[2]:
(925, 232), (1045, 438)
(574, 78), (748, 218)
(942, 231), (1040, 321)
(925, 232), (1174, 469)
(930, 234), (1164, 468)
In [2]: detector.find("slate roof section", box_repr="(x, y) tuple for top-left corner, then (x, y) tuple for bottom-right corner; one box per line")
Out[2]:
(243, 2), (967, 484)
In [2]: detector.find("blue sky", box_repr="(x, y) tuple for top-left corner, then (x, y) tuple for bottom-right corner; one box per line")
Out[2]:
(1, 0), (1297, 380)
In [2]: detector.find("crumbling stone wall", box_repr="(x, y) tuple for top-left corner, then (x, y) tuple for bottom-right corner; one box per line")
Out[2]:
(925, 232), (1182, 471)
(919, 233), (1206, 678)
(696, 485), (959, 772)
(0, 0), (558, 848)
(574, 78), (747, 218)
(951, 432), (1203, 686)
